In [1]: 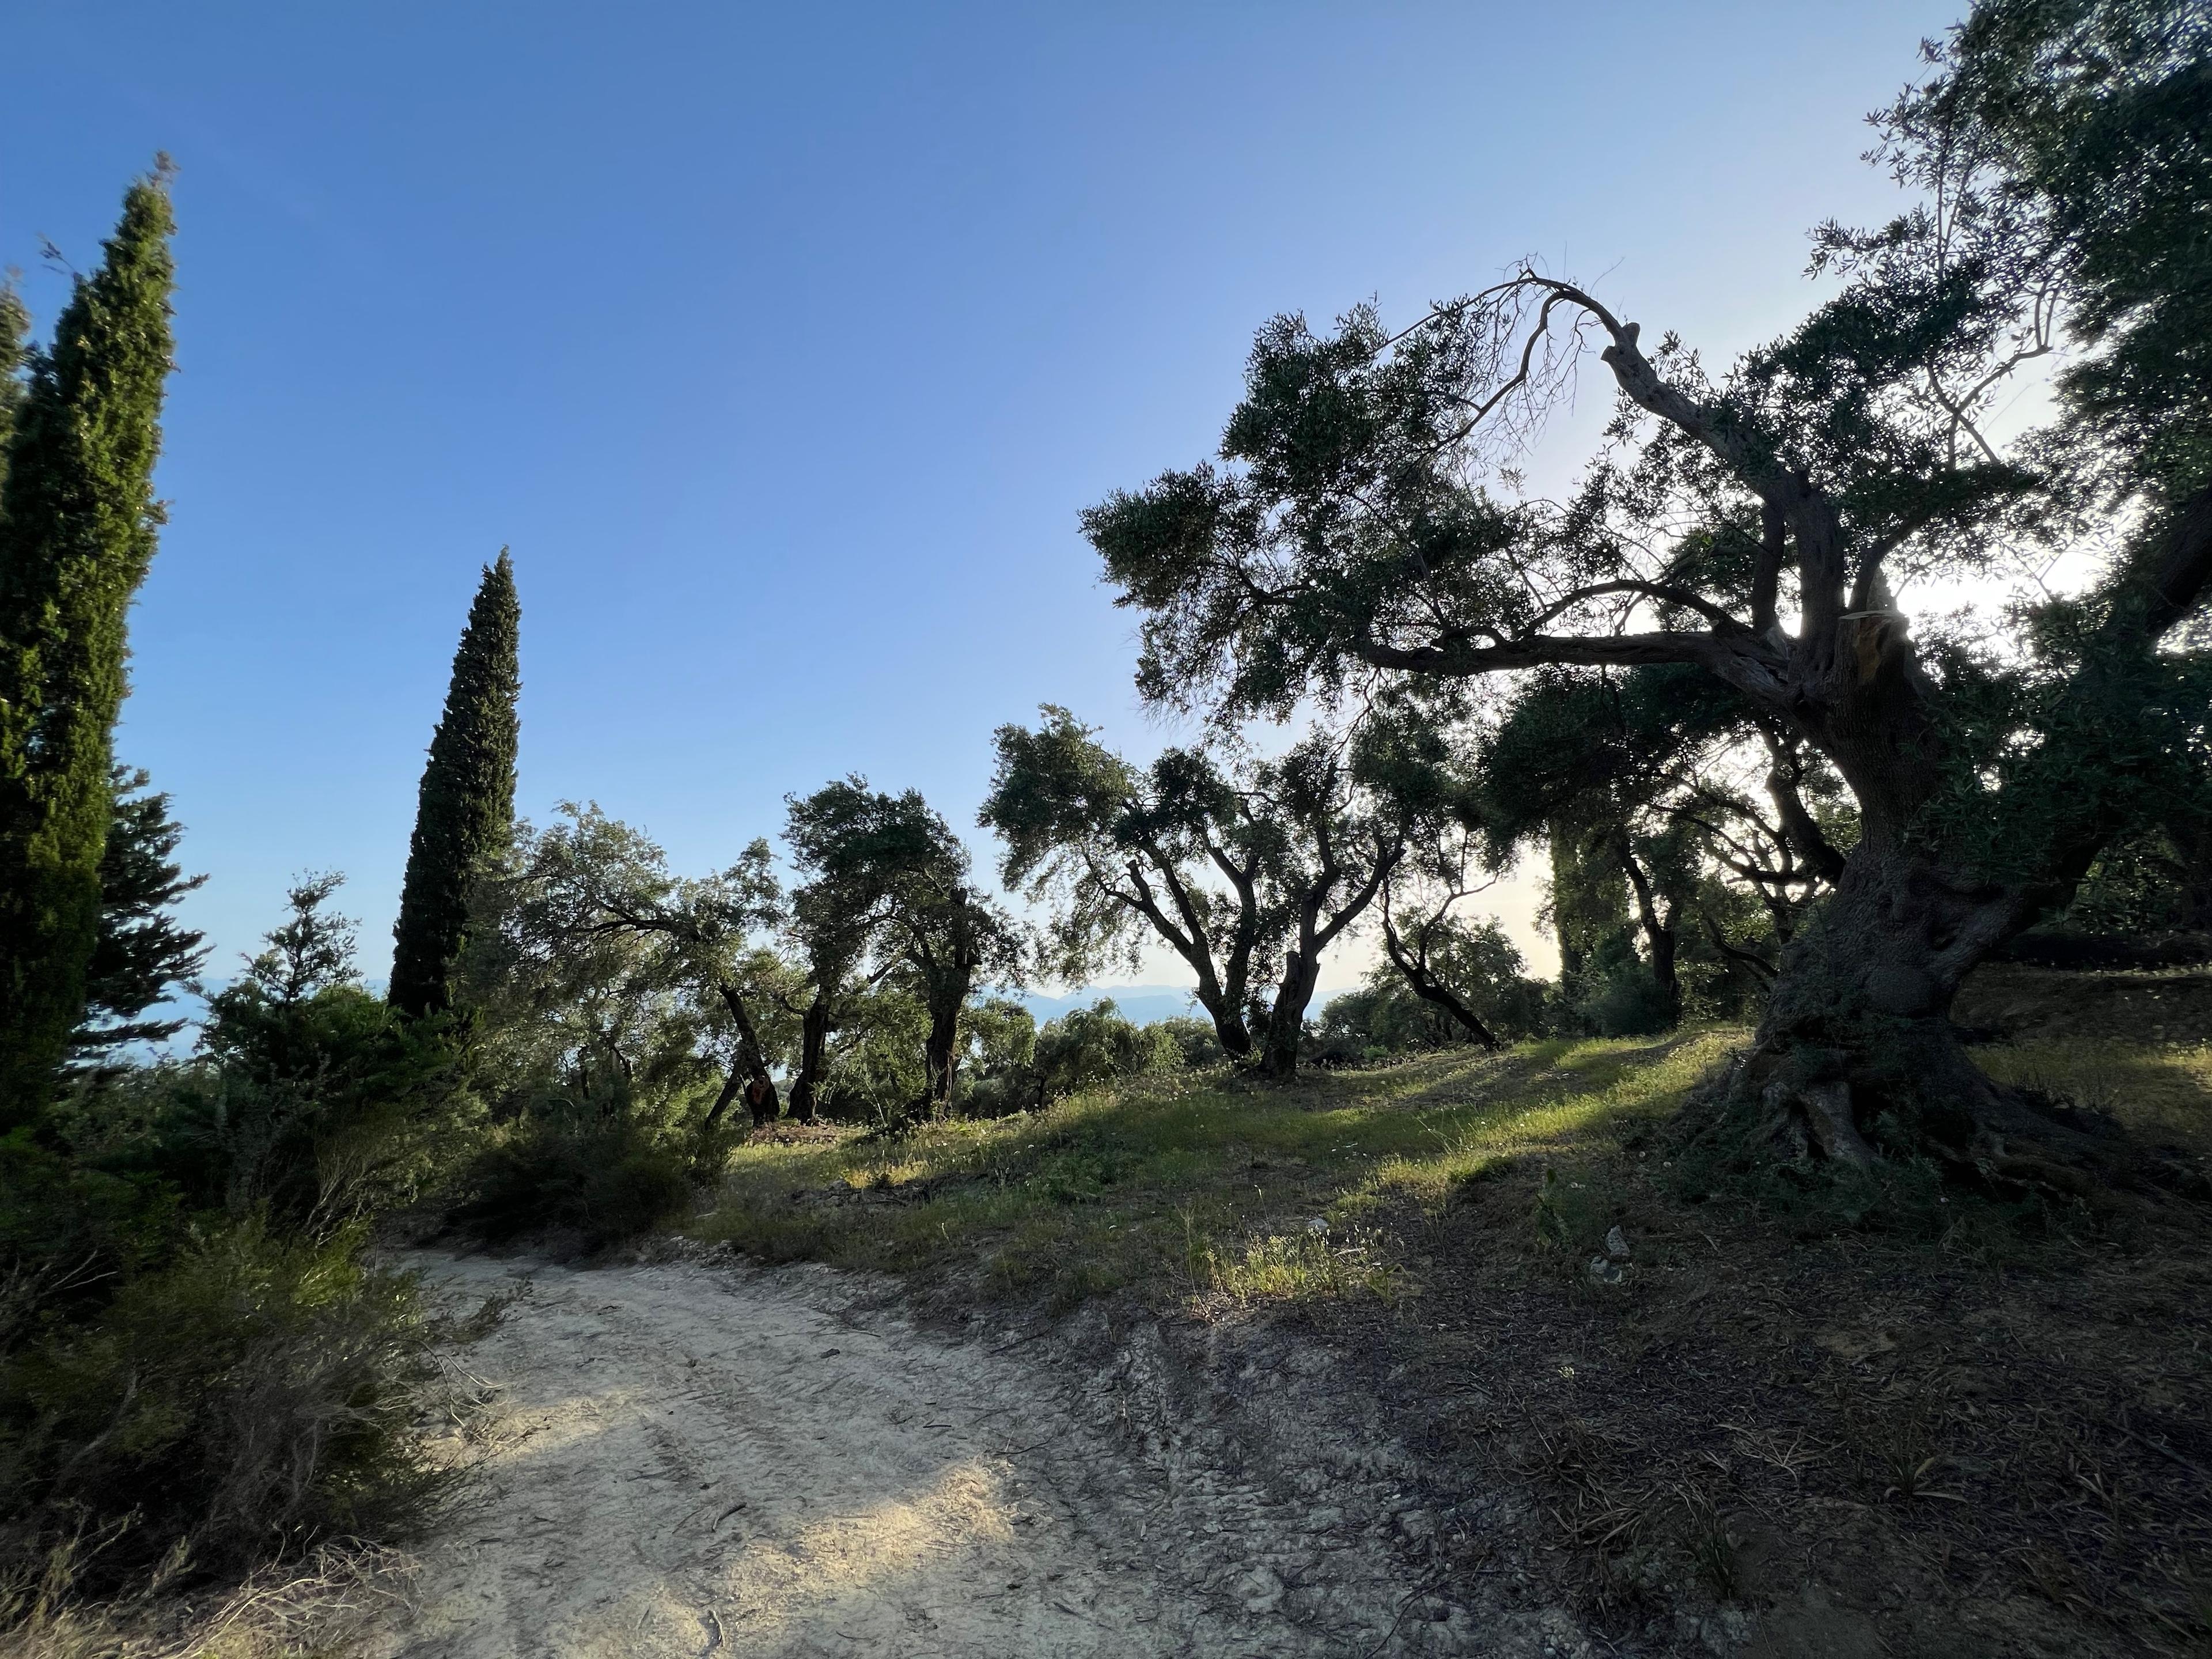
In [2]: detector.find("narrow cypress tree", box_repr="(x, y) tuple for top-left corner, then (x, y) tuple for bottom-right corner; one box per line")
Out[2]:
(389, 551), (520, 1017)
(0, 173), (176, 1126)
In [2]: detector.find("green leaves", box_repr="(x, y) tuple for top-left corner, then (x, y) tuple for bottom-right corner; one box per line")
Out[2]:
(0, 173), (177, 1124)
(389, 552), (521, 1018)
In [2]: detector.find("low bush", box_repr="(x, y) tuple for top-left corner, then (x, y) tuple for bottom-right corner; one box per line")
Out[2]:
(957, 998), (1200, 1118)
(0, 1134), (179, 1346)
(0, 1218), (450, 1593)
(1152, 1014), (1226, 1071)
(447, 1109), (694, 1250)
(53, 879), (476, 1234)
(1, 878), (485, 1615)
(1032, 999), (1184, 1100)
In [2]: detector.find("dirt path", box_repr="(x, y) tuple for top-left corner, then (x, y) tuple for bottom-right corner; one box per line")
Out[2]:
(379, 1251), (1576, 1658)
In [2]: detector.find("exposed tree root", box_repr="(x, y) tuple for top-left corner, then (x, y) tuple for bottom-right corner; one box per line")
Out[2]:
(1677, 1028), (2209, 1211)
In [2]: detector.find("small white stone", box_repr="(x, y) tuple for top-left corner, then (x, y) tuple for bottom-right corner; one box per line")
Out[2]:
(1238, 1565), (1286, 1613)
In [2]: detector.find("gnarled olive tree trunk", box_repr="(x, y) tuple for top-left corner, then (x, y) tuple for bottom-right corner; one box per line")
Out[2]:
(700, 978), (779, 1134)
(1722, 610), (2137, 1189)
(1259, 948), (1323, 1078)
(1737, 852), (2039, 1172)
(921, 990), (964, 1116)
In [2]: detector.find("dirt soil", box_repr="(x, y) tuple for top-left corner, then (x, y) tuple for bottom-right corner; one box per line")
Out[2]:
(1313, 1180), (2212, 1658)
(377, 1249), (1594, 1659)
(376, 968), (2211, 1658)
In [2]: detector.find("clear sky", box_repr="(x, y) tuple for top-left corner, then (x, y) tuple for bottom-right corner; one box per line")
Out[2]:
(3, 0), (1961, 998)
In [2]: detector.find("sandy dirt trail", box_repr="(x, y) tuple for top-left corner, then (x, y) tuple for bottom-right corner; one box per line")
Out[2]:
(377, 1250), (1525, 1659)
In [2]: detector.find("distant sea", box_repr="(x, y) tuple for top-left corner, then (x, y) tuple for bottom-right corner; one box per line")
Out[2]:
(1010, 985), (1199, 1027)
(187, 976), (1202, 1032)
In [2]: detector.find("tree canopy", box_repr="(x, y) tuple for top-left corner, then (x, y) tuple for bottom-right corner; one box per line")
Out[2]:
(983, 708), (1404, 1076)
(0, 173), (176, 1123)
(1082, 0), (2212, 1176)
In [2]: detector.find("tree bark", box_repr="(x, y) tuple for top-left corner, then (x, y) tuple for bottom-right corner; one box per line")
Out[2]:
(1381, 916), (1502, 1051)
(1258, 835), (1399, 1078)
(1192, 986), (1255, 1060)
(2177, 818), (2212, 933)
(921, 984), (965, 1116)
(786, 988), (833, 1122)
(1617, 840), (1680, 1010)
(702, 1063), (747, 1137)
(1724, 841), (2137, 1190)
(700, 978), (779, 1131)
(1260, 946), (1323, 1078)
(1117, 845), (1257, 1059)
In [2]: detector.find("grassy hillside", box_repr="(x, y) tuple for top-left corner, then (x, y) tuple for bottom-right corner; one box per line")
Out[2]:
(694, 1031), (1738, 1309)
(692, 972), (2212, 1655)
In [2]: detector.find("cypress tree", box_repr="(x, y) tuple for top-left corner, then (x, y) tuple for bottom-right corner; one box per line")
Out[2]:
(0, 282), (29, 495)
(389, 551), (520, 1017)
(0, 173), (177, 1126)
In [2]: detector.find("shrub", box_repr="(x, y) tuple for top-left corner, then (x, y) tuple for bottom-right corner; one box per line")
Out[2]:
(957, 998), (1043, 1118)
(69, 878), (477, 1233)
(817, 986), (929, 1124)
(1152, 1014), (1226, 1070)
(1560, 935), (1676, 1037)
(176, 878), (468, 1226)
(953, 998), (1195, 1115)
(1032, 999), (1182, 1100)
(0, 1132), (177, 1347)
(0, 1219), (450, 1592)
(448, 1108), (694, 1250)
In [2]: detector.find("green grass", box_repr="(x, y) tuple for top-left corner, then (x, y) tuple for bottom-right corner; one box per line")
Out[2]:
(690, 1022), (2212, 1312)
(1978, 1037), (2212, 1150)
(690, 1029), (1741, 1311)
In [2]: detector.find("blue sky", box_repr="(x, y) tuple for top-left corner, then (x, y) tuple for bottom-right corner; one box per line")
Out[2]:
(4, 1), (1959, 997)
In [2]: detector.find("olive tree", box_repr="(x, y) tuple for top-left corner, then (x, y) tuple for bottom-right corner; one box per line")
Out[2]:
(785, 778), (1020, 1119)
(1082, 0), (2210, 1184)
(983, 709), (1400, 1077)
(483, 804), (790, 1133)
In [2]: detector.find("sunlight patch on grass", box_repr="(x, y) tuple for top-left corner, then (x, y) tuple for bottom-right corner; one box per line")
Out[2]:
(1196, 1224), (1407, 1308)
(689, 1032), (1744, 1308)
(1372, 1030), (1740, 1207)
(1978, 1039), (2212, 1151)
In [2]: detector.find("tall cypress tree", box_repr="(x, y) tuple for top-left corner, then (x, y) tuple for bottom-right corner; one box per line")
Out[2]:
(0, 173), (177, 1126)
(0, 282), (29, 496)
(389, 551), (520, 1017)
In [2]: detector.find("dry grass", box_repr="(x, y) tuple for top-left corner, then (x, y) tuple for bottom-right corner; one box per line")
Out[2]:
(1980, 1037), (2212, 1148)
(0, 1539), (416, 1659)
(1328, 975), (2212, 1657)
